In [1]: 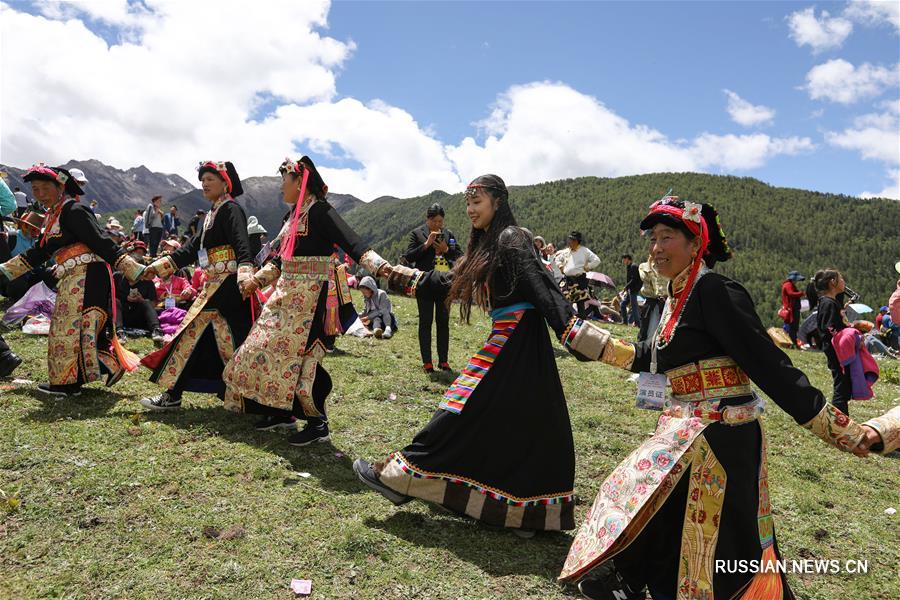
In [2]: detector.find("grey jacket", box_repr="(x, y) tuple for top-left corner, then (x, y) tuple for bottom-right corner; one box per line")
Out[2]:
(359, 276), (393, 323)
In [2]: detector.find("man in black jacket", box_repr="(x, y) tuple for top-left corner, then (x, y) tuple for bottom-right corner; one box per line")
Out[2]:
(403, 203), (462, 372)
(622, 254), (642, 328)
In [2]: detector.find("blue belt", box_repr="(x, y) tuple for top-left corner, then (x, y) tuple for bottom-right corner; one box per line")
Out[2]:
(491, 302), (534, 320)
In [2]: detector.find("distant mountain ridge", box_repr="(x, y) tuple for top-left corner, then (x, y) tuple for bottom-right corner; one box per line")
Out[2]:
(166, 176), (364, 234)
(0, 159), (194, 213)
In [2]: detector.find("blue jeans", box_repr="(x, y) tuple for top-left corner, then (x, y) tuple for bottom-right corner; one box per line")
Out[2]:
(626, 291), (641, 327)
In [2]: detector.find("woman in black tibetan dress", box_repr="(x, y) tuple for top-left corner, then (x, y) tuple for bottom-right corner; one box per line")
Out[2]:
(0, 164), (144, 397)
(222, 156), (389, 446)
(139, 161), (254, 411)
(557, 196), (870, 600)
(354, 175), (581, 535)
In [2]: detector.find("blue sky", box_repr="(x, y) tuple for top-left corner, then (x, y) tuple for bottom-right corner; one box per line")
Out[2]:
(2, 0), (898, 200)
(325, 1), (899, 196)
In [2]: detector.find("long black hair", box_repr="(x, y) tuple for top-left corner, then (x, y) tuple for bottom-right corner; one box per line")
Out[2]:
(447, 174), (517, 323)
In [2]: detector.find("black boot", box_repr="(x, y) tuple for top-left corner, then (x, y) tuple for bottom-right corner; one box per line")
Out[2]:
(0, 351), (22, 378)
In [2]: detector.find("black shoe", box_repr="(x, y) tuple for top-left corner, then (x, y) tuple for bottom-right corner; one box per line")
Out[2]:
(438, 362), (452, 372)
(576, 562), (646, 600)
(352, 459), (413, 506)
(140, 391), (182, 411)
(36, 383), (83, 398)
(254, 415), (297, 432)
(0, 351), (22, 378)
(287, 420), (330, 446)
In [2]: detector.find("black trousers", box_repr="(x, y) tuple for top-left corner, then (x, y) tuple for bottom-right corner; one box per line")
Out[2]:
(148, 227), (164, 256)
(243, 363), (333, 421)
(416, 293), (449, 364)
(826, 354), (853, 416)
(116, 299), (160, 331)
(0, 333), (10, 355)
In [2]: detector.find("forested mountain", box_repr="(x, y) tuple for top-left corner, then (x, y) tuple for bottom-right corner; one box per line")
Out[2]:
(342, 173), (900, 324)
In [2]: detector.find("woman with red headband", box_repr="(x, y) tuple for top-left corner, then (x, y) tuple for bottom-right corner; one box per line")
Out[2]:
(353, 174), (584, 537)
(138, 161), (253, 411)
(222, 156), (390, 446)
(557, 196), (871, 600)
(0, 164), (144, 397)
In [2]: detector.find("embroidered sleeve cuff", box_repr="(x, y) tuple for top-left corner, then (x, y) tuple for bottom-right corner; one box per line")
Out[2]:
(0, 255), (33, 281)
(802, 403), (867, 452)
(149, 256), (176, 279)
(115, 254), (145, 284)
(601, 337), (637, 370)
(237, 263), (254, 284)
(359, 249), (388, 275)
(562, 318), (611, 362)
(386, 265), (425, 297)
(863, 405), (900, 455)
(253, 262), (281, 288)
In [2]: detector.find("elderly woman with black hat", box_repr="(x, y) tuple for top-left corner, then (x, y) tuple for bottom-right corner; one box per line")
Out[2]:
(0, 164), (144, 396)
(138, 161), (254, 411)
(222, 156), (390, 446)
(353, 174), (586, 536)
(556, 195), (871, 600)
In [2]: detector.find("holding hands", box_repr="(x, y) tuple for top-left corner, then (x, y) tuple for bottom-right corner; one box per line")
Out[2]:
(141, 266), (157, 281)
(239, 277), (259, 299)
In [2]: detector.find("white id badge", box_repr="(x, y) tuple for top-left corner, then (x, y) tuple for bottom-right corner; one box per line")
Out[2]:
(636, 372), (668, 411)
(164, 296), (176, 309)
(197, 248), (209, 268)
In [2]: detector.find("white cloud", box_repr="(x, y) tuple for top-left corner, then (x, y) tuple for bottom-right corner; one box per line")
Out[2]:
(844, 0), (900, 32)
(0, 3), (817, 200)
(445, 83), (813, 185)
(805, 58), (900, 103)
(859, 169), (900, 200)
(826, 101), (900, 199)
(723, 90), (775, 127)
(787, 7), (853, 53)
(825, 100), (900, 163)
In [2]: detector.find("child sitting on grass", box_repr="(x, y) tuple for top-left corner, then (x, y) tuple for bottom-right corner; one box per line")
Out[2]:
(358, 276), (397, 339)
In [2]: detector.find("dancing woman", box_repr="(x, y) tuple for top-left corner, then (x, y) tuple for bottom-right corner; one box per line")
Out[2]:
(557, 196), (870, 600)
(139, 161), (253, 411)
(222, 157), (390, 446)
(0, 164), (144, 396)
(353, 174), (583, 535)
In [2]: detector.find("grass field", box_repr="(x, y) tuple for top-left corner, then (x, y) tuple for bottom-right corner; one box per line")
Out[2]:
(1, 294), (898, 599)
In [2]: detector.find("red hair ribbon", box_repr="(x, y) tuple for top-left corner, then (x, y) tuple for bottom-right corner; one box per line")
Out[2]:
(279, 167), (310, 260)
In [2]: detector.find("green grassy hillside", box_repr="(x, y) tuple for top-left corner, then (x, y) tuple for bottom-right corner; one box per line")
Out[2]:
(343, 173), (900, 323)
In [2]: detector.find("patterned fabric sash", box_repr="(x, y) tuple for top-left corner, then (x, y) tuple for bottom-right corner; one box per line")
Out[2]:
(280, 255), (331, 278)
(666, 356), (752, 403)
(439, 302), (533, 414)
(53, 243), (94, 264)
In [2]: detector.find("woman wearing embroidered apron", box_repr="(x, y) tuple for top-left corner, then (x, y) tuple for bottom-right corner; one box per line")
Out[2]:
(353, 174), (581, 536)
(139, 161), (253, 411)
(557, 196), (871, 600)
(0, 164), (144, 397)
(222, 157), (390, 446)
